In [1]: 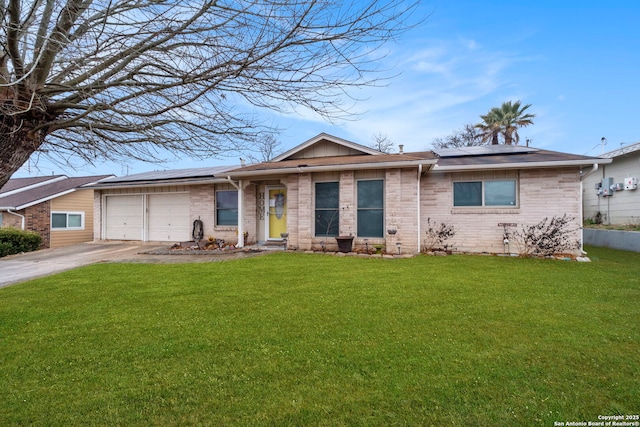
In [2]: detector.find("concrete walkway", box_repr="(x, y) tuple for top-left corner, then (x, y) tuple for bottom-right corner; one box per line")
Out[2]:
(0, 242), (166, 288)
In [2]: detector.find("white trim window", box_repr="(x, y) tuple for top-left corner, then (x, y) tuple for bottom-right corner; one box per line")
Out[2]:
(51, 211), (85, 230)
(453, 179), (517, 207)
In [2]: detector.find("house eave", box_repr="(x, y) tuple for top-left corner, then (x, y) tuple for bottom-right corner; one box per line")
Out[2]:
(227, 159), (438, 178)
(272, 132), (382, 162)
(90, 177), (230, 190)
(431, 158), (611, 172)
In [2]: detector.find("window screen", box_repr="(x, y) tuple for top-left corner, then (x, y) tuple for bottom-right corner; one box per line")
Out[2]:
(315, 182), (339, 236)
(216, 191), (238, 226)
(454, 180), (517, 207)
(357, 180), (383, 237)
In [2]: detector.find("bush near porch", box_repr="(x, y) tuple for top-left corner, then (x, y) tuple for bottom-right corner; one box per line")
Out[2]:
(0, 246), (638, 425)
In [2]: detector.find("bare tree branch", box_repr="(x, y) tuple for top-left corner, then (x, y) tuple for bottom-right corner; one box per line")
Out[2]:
(0, 0), (421, 187)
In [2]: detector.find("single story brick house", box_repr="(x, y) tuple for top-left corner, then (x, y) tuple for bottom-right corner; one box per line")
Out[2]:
(581, 141), (640, 225)
(0, 175), (112, 248)
(90, 133), (609, 256)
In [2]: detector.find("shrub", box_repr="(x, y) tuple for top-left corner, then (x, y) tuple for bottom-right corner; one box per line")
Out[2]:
(0, 228), (42, 257)
(510, 215), (579, 257)
(423, 218), (456, 252)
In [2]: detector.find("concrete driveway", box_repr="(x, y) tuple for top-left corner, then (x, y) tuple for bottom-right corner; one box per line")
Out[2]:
(0, 241), (272, 288)
(0, 242), (167, 288)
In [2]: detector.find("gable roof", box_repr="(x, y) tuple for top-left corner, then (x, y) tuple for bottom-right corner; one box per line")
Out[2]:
(272, 133), (383, 162)
(79, 135), (610, 189)
(0, 175), (112, 210)
(0, 175), (67, 197)
(227, 151), (438, 178)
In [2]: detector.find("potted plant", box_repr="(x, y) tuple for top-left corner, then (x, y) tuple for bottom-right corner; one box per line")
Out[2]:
(335, 235), (354, 253)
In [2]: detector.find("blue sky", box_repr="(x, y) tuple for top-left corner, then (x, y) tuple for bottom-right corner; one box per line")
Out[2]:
(16, 0), (640, 177)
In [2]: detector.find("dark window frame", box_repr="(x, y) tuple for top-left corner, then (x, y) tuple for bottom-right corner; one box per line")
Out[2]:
(453, 179), (518, 207)
(216, 190), (238, 226)
(315, 181), (339, 237)
(357, 179), (384, 238)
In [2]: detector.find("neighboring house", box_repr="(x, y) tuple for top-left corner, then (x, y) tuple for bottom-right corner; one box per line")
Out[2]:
(0, 175), (112, 249)
(90, 133), (608, 256)
(581, 141), (640, 225)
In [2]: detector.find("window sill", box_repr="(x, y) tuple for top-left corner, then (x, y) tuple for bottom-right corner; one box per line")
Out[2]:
(451, 208), (520, 215)
(214, 226), (238, 231)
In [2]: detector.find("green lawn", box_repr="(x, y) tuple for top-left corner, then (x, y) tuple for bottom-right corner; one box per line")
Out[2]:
(1, 246), (638, 426)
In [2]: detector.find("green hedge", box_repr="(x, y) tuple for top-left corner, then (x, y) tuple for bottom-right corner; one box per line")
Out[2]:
(0, 228), (42, 258)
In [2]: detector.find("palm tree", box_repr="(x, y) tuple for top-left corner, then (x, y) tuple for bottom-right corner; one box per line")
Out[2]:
(500, 101), (535, 145)
(476, 107), (503, 145)
(476, 101), (536, 145)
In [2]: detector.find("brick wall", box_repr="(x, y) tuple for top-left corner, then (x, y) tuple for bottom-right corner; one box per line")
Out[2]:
(422, 168), (583, 255)
(25, 202), (51, 249)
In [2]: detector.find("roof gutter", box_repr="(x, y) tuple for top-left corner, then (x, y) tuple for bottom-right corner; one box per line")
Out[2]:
(88, 177), (229, 190)
(227, 160), (438, 179)
(431, 158), (612, 172)
(580, 163), (600, 181)
(6, 209), (25, 230)
(417, 164), (422, 252)
(578, 162), (600, 254)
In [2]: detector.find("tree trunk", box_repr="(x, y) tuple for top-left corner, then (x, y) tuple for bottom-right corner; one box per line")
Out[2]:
(0, 114), (49, 189)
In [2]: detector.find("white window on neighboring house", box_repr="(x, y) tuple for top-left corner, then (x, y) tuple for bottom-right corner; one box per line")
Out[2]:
(51, 212), (85, 230)
(453, 179), (518, 207)
(0, 212), (3, 227)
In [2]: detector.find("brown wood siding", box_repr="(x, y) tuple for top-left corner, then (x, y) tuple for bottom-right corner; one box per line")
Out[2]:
(50, 189), (96, 248)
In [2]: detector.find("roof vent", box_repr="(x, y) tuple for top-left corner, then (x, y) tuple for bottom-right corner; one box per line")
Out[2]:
(398, 144), (404, 154)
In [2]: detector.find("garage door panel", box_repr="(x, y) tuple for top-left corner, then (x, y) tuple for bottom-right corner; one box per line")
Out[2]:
(148, 193), (191, 241)
(105, 195), (143, 240)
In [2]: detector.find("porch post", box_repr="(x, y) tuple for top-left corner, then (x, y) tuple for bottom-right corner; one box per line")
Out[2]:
(238, 179), (244, 248)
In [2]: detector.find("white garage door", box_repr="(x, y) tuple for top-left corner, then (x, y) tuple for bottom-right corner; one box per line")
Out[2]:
(105, 195), (144, 240)
(148, 193), (191, 242)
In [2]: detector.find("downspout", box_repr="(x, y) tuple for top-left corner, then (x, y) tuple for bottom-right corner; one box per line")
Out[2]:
(6, 209), (25, 230)
(226, 176), (244, 248)
(417, 164), (422, 253)
(579, 163), (599, 253)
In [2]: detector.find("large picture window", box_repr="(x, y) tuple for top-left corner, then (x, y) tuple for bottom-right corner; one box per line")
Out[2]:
(216, 191), (238, 226)
(51, 212), (84, 230)
(315, 182), (339, 236)
(357, 179), (384, 237)
(453, 179), (517, 207)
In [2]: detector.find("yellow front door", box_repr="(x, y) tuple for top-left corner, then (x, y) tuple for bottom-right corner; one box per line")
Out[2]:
(268, 188), (287, 239)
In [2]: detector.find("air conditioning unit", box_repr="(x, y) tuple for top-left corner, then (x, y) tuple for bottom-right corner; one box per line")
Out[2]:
(624, 177), (638, 191)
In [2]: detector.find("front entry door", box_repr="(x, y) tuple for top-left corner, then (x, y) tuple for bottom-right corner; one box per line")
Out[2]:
(267, 188), (287, 239)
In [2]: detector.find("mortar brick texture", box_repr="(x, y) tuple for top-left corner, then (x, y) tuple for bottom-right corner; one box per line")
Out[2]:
(422, 168), (582, 254)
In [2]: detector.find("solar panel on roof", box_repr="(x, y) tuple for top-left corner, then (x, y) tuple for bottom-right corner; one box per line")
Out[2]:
(433, 145), (538, 158)
(103, 166), (234, 183)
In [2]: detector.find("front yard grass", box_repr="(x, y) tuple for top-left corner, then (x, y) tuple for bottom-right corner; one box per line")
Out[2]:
(1, 246), (638, 426)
